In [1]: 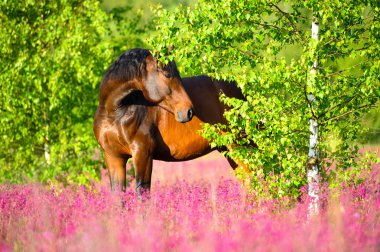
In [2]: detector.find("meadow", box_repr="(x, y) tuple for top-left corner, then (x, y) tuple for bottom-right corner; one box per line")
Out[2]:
(1, 152), (379, 251)
(1, 1), (379, 251)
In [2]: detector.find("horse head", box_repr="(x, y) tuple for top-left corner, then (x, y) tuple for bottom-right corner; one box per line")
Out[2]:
(100, 48), (193, 123)
(142, 54), (193, 123)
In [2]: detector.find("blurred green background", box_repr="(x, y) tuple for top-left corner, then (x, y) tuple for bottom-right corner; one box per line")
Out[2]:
(101, 0), (191, 10)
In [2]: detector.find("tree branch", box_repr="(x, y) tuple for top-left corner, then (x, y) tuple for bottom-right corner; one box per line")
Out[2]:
(320, 95), (356, 118)
(320, 102), (378, 125)
(324, 61), (367, 77)
(287, 77), (318, 119)
(268, 2), (304, 42)
(213, 44), (256, 59)
(250, 20), (285, 31)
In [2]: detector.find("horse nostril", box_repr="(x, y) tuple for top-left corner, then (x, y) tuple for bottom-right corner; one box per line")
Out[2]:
(177, 109), (193, 122)
(187, 108), (193, 120)
(177, 111), (182, 120)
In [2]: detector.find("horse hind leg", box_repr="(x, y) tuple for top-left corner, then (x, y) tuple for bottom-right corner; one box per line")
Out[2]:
(217, 145), (250, 171)
(104, 153), (129, 192)
(218, 146), (251, 187)
(225, 156), (251, 174)
(226, 156), (238, 169)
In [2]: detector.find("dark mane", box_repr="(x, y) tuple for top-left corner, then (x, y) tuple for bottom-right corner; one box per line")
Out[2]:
(99, 48), (183, 113)
(102, 48), (181, 82)
(103, 48), (151, 82)
(160, 61), (181, 79)
(114, 91), (153, 126)
(119, 90), (155, 107)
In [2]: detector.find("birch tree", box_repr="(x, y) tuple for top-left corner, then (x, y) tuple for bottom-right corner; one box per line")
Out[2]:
(0, 0), (113, 184)
(307, 20), (319, 215)
(151, 0), (380, 199)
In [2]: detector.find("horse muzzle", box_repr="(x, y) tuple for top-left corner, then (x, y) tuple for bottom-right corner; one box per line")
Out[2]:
(176, 108), (194, 123)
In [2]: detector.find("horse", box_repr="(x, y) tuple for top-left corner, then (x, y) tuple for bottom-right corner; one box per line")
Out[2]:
(93, 48), (244, 196)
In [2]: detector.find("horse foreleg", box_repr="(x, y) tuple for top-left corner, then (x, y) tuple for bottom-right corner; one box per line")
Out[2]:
(132, 148), (153, 199)
(104, 153), (128, 191)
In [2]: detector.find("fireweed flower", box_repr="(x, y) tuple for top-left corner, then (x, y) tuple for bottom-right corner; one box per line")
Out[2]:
(0, 161), (379, 251)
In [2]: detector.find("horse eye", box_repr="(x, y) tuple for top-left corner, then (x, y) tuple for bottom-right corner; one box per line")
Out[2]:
(158, 69), (171, 78)
(161, 70), (171, 78)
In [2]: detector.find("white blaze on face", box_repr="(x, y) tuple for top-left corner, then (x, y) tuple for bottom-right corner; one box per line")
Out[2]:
(144, 55), (171, 103)
(145, 71), (163, 102)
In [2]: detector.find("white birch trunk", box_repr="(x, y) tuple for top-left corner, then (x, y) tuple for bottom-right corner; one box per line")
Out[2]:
(44, 123), (51, 165)
(44, 141), (51, 165)
(307, 21), (319, 216)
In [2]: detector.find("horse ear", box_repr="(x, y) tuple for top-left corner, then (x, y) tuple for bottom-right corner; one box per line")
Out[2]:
(145, 54), (157, 72)
(167, 45), (174, 54)
(153, 50), (161, 59)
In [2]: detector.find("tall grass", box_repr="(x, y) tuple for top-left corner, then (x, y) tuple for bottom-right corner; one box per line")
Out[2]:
(1, 171), (379, 251)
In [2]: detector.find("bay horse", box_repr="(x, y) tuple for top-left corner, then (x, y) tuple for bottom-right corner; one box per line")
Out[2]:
(93, 48), (244, 196)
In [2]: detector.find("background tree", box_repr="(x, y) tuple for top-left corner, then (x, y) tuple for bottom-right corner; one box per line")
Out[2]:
(150, 0), (380, 199)
(0, 0), (150, 185)
(0, 0), (115, 184)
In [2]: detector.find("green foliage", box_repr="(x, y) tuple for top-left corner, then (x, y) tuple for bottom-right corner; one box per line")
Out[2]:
(101, 0), (193, 52)
(363, 107), (380, 143)
(150, 0), (380, 199)
(102, 0), (192, 12)
(0, 0), (147, 185)
(102, 5), (148, 53)
(328, 151), (380, 190)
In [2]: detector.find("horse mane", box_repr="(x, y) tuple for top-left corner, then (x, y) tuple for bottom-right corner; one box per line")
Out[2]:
(99, 48), (152, 112)
(114, 91), (153, 124)
(103, 48), (180, 83)
(103, 48), (151, 83)
(159, 60), (181, 79)
(99, 48), (181, 117)
(118, 90), (155, 107)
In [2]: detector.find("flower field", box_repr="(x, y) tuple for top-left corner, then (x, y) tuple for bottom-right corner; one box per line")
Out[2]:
(1, 151), (379, 251)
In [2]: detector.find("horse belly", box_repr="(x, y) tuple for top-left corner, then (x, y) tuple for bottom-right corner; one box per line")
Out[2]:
(168, 135), (210, 160)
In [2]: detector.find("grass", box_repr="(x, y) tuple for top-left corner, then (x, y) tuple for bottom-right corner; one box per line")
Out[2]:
(0, 156), (379, 251)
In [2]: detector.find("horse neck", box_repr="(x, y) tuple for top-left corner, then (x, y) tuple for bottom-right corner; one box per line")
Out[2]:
(99, 79), (141, 114)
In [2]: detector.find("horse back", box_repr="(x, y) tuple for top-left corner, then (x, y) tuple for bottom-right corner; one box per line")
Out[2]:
(152, 75), (244, 161)
(182, 75), (244, 124)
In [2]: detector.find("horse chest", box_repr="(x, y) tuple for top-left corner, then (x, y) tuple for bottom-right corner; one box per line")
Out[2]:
(156, 116), (210, 160)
